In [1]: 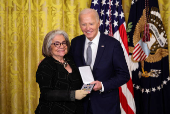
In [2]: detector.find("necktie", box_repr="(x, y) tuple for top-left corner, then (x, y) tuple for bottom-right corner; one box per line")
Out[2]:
(86, 42), (92, 66)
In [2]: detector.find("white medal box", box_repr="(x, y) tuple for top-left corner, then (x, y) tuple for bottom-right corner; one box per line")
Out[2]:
(78, 66), (95, 92)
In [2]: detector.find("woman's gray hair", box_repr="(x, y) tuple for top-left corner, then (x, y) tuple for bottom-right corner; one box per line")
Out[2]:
(42, 30), (70, 57)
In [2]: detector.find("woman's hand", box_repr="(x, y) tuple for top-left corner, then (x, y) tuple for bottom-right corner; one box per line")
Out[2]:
(75, 90), (89, 100)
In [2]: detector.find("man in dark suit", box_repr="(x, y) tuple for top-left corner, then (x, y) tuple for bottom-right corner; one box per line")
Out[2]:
(69, 8), (130, 114)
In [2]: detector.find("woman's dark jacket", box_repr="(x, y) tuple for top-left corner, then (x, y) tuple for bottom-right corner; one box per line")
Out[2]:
(35, 55), (83, 114)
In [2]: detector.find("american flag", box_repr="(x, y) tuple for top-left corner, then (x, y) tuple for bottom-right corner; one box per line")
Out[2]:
(91, 0), (136, 114)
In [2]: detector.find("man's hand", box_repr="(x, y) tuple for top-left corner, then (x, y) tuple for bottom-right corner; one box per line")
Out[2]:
(90, 80), (102, 91)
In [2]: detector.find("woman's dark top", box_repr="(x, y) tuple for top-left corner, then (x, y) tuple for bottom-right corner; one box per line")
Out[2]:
(35, 55), (84, 114)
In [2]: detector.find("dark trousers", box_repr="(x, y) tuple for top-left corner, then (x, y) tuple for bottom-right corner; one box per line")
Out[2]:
(87, 100), (93, 114)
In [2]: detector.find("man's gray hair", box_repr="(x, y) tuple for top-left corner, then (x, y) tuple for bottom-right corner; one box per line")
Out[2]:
(79, 8), (99, 22)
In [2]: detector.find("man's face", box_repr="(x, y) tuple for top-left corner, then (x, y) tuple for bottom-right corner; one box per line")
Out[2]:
(79, 12), (100, 41)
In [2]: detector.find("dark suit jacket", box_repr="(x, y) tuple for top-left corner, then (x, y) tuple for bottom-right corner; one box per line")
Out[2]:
(35, 55), (84, 114)
(69, 33), (130, 114)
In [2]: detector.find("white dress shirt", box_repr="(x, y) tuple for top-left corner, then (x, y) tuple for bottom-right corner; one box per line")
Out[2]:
(84, 31), (100, 70)
(84, 31), (104, 92)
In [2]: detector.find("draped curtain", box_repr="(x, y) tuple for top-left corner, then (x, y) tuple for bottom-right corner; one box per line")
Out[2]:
(0, 0), (169, 114)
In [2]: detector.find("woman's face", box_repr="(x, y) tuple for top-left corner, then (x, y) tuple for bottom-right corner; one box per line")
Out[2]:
(50, 34), (67, 60)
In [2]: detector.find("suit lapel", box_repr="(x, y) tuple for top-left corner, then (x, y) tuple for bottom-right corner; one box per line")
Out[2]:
(93, 34), (106, 71)
(80, 35), (86, 66)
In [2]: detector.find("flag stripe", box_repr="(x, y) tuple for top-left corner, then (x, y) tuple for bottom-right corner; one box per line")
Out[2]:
(122, 81), (135, 109)
(120, 103), (126, 114)
(135, 49), (143, 60)
(133, 44), (140, 55)
(118, 23), (129, 54)
(126, 78), (134, 98)
(119, 86), (135, 114)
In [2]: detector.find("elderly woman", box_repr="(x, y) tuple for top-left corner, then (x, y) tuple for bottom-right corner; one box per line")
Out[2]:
(35, 30), (88, 114)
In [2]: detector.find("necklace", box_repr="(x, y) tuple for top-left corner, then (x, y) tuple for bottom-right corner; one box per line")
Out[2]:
(62, 59), (68, 68)
(59, 58), (68, 68)
(54, 58), (68, 67)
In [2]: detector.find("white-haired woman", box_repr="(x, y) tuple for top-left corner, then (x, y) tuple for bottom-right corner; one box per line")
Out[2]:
(35, 30), (88, 114)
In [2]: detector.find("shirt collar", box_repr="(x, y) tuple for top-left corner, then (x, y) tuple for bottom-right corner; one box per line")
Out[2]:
(85, 31), (100, 45)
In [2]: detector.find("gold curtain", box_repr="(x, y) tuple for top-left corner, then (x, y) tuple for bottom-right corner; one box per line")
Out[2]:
(0, 0), (91, 114)
(0, 0), (169, 114)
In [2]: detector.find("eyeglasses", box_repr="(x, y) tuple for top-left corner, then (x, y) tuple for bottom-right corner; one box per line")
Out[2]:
(51, 41), (67, 48)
